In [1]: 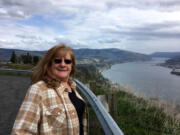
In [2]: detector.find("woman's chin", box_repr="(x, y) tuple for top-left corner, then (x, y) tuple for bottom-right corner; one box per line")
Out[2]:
(56, 74), (69, 81)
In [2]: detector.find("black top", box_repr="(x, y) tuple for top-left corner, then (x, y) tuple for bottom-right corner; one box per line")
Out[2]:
(68, 90), (85, 135)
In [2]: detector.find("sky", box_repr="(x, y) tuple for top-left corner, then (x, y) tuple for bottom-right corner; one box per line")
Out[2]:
(0, 0), (180, 54)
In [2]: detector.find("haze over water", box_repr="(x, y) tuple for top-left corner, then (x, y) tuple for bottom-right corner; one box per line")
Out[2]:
(102, 58), (180, 106)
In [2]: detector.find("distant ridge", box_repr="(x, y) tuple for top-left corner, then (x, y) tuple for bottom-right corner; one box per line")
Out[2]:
(0, 48), (151, 64)
(150, 52), (180, 58)
(73, 48), (151, 64)
(0, 48), (45, 61)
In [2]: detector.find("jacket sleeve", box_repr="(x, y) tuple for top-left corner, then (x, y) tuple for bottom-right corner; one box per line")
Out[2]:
(11, 85), (42, 135)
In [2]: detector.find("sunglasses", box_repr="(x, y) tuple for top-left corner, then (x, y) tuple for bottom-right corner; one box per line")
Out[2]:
(54, 58), (72, 64)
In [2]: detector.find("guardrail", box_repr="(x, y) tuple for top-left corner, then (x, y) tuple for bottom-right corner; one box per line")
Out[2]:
(75, 79), (124, 135)
(0, 68), (124, 135)
(0, 68), (32, 74)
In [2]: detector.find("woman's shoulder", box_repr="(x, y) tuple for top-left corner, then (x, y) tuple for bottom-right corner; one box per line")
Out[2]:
(26, 81), (52, 101)
(30, 80), (49, 92)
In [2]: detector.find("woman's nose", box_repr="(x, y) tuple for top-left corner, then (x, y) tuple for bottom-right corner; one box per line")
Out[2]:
(60, 59), (65, 66)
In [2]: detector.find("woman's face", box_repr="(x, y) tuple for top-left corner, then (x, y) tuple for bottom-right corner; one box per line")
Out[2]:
(50, 52), (72, 82)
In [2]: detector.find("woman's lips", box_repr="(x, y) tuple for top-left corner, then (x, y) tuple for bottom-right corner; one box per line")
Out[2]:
(57, 69), (67, 71)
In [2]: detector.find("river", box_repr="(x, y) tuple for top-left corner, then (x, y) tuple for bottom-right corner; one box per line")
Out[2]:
(102, 58), (180, 106)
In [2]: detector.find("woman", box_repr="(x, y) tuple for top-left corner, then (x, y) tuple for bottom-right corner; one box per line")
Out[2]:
(11, 44), (88, 135)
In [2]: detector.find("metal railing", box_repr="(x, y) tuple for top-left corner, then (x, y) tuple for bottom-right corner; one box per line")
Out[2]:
(0, 68), (124, 135)
(75, 79), (124, 135)
(0, 68), (32, 74)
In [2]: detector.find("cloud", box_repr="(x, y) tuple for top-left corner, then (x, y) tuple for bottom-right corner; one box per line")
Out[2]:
(1, 0), (180, 21)
(98, 38), (121, 44)
(0, 7), (28, 20)
(106, 0), (180, 11)
(54, 36), (89, 49)
(100, 21), (180, 41)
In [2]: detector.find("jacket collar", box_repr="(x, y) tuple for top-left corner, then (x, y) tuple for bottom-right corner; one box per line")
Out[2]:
(55, 80), (85, 102)
(56, 79), (76, 95)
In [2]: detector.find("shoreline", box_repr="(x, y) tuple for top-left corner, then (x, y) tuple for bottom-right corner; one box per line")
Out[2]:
(100, 62), (180, 117)
(157, 63), (180, 76)
(105, 75), (180, 118)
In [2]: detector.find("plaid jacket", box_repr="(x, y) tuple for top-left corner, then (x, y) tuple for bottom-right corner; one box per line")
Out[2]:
(11, 80), (88, 135)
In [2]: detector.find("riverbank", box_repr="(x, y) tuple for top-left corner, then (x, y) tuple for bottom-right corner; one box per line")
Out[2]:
(157, 57), (180, 76)
(97, 76), (179, 134)
(100, 60), (180, 133)
(157, 63), (180, 76)
(109, 80), (180, 114)
(102, 58), (180, 103)
(92, 73), (179, 134)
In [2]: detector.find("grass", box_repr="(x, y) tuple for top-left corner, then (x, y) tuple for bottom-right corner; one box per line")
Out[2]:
(113, 90), (180, 135)
(0, 63), (34, 70)
(0, 63), (32, 76)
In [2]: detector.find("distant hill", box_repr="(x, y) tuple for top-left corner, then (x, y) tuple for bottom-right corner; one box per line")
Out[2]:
(150, 52), (180, 58)
(0, 48), (151, 66)
(0, 48), (45, 61)
(162, 56), (180, 68)
(74, 48), (151, 64)
(166, 56), (180, 64)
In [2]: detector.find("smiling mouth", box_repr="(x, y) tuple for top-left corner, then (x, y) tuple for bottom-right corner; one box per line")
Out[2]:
(57, 69), (67, 71)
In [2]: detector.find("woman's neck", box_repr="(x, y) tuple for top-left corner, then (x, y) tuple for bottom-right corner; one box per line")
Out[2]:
(61, 81), (68, 85)
(60, 77), (69, 83)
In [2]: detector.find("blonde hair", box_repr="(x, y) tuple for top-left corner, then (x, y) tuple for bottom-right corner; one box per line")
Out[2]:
(31, 43), (76, 88)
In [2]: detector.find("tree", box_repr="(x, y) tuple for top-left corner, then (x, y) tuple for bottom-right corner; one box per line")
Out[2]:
(33, 56), (40, 65)
(21, 53), (32, 64)
(21, 54), (27, 64)
(10, 51), (17, 63)
(27, 52), (32, 64)
(17, 56), (22, 64)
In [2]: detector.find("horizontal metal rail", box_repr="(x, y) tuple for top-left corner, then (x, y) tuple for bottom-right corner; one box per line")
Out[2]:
(0, 68), (32, 74)
(0, 68), (124, 135)
(75, 79), (124, 135)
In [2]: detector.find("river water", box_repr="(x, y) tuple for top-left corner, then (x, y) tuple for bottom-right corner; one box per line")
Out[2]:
(102, 58), (180, 106)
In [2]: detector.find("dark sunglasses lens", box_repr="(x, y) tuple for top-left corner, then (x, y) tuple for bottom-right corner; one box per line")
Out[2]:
(54, 59), (72, 64)
(64, 59), (72, 64)
(54, 59), (62, 63)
